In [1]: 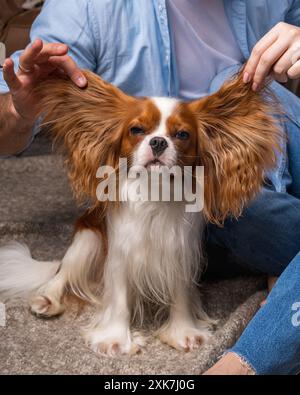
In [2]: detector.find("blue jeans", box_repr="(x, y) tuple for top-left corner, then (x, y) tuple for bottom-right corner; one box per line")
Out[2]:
(206, 187), (300, 374)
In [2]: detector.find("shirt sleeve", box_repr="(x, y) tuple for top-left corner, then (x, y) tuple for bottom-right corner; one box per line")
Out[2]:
(0, 0), (98, 92)
(0, 0), (98, 156)
(285, 0), (300, 27)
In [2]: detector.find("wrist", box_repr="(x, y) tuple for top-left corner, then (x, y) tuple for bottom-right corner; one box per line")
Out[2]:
(8, 96), (35, 127)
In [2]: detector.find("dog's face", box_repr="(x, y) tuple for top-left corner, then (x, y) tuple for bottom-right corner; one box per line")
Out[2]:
(118, 97), (198, 169)
(36, 69), (281, 224)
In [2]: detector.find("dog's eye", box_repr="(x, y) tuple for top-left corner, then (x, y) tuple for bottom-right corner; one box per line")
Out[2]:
(130, 126), (145, 135)
(175, 130), (190, 140)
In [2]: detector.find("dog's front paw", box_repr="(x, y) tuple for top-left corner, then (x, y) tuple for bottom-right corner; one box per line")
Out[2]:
(29, 294), (65, 317)
(85, 327), (145, 357)
(157, 323), (211, 351)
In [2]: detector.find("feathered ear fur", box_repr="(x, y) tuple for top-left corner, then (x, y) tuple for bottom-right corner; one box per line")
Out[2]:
(188, 71), (282, 225)
(35, 70), (137, 203)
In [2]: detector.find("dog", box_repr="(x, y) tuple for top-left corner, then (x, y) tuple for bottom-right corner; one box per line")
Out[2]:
(0, 70), (280, 356)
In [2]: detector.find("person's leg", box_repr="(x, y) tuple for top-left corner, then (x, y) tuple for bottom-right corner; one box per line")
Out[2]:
(206, 187), (300, 276)
(206, 189), (300, 374)
(231, 252), (300, 374)
(206, 252), (300, 374)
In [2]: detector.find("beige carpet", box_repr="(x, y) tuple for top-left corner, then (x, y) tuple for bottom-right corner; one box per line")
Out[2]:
(0, 140), (266, 374)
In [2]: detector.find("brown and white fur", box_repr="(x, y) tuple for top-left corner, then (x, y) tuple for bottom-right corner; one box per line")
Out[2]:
(0, 70), (281, 356)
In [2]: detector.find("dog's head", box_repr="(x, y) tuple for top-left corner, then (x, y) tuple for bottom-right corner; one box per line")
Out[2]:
(35, 69), (281, 224)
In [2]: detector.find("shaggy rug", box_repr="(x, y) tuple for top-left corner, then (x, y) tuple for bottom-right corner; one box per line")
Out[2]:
(0, 136), (266, 374)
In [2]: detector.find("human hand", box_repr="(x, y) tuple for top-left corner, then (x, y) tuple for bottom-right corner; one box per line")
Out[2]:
(243, 22), (300, 91)
(2, 39), (87, 121)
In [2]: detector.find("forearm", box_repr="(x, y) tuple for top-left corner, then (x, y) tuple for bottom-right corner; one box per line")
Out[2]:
(0, 93), (34, 156)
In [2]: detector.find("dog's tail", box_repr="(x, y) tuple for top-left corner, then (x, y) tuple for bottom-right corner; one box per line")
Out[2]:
(0, 241), (60, 300)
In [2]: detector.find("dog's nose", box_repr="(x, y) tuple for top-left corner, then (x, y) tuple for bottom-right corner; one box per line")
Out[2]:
(149, 136), (168, 156)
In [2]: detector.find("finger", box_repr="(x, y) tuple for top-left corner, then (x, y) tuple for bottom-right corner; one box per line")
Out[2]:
(287, 59), (300, 79)
(2, 58), (21, 93)
(272, 47), (296, 82)
(18, 38), (44, 72)
(48, 55), (87, 87)
(33, 42), (69, 64)
(273, 71), (288, 83)
(252, 37), (291, 90)
(243, 29), (278, 83)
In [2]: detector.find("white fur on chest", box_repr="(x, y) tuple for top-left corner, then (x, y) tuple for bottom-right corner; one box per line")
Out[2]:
(106, 195), (204, 306)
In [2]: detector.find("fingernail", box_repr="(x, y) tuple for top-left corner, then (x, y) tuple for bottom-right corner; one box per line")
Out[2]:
(252, 82), (258, 92)
(77, 76), (87, 87)
(243, 72), (250, 83)
(32, 39), (41, 47)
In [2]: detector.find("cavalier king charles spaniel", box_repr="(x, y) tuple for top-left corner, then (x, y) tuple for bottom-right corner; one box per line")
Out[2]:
(0, 70), (280, 356)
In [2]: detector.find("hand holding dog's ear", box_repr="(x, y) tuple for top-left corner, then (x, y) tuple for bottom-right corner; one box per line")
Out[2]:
(189, 71), (282, 225)
(3, 39), (87, 122)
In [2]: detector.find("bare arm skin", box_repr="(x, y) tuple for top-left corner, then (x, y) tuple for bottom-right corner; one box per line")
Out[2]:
(0, 93), (34, 156)
(0, 39), (87, 156)
(203, 352), (255, 375)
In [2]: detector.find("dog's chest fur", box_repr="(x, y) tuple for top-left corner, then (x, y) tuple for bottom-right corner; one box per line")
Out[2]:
(106, 196), (204, 306)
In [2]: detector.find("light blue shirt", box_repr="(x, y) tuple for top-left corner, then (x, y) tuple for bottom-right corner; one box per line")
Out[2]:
(1, 0), (300, 195)
(1, 0), (300, 98)
(166, 0), (243, 99)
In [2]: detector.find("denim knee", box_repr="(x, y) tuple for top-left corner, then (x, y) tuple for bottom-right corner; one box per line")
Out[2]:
(206, 189), (300, 276)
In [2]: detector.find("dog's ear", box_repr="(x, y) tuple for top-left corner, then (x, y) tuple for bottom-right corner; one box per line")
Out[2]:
(35, 70), (137, 202)
(188, 71), (282, 225)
